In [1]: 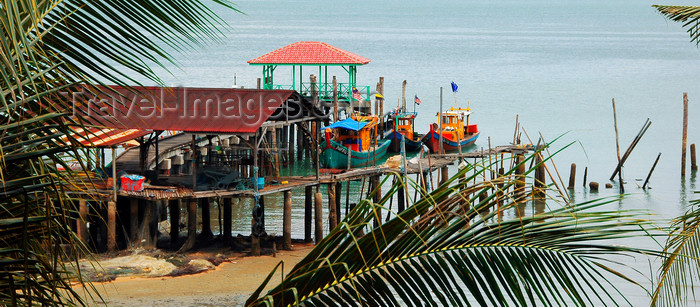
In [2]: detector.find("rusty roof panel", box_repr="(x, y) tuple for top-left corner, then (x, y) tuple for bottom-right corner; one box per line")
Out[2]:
(73, 86), (294, 134)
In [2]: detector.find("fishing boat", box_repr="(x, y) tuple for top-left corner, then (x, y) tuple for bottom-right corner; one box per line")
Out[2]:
(422, 107), (479, 153)
(320, 114), (391, 169)
(385, 110), (424, 152)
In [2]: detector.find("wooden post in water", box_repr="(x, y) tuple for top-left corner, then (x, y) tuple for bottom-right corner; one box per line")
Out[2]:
(335, 182), (343, 224)
(568, 163), (576, 190)
(130, 198), (139, 243)
(251, 196), (263, 256)
(534, 154), (545, 197)
(643, 153), (662, 190)
(397, 181), (405, 213)
(515, 155), (526, 200)
(297, 124), (304, 161)
(288, 125), (294, 163)
(169, 199), (180, 244)
(314, 191), (323, 244)
(328, 183), (337, 230)
(682, 93), (689, 177)
(223, 198), (232, 241)
(107, 201), (116, 252)
(78, 200), (88, 242)
(441, 166), (449, 186)
(304, 186), (313, 242)
(283, 191), (292, 250)
(582, 167), (588, 188)
(692, 144), (697, 171)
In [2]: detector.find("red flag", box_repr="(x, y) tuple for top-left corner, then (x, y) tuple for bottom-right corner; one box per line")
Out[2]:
(414, 95), (422, 105)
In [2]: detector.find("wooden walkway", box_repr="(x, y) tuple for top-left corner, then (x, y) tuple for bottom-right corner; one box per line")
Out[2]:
(106, 144), (532, 200)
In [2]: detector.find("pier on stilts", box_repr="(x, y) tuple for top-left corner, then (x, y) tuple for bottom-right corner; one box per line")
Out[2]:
(66, 41), (535, 255)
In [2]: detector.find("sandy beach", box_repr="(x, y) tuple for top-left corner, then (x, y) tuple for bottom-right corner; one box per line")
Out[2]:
(74, 244), (314, 306)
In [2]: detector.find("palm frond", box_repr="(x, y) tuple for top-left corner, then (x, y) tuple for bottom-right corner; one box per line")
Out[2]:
(246, 149), (657, 306)
(653, 5), (700, 46)
(1, 0), (239, 305)
(651, 199), (700, 306)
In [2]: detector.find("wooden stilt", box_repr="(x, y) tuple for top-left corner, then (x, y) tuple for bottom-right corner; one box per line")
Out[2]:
(251, 196), (264, 256)
(288, 124), (295, 163)
(178, 199), (197, 252)
(304, 186), (313, 242)
(77, 200), (88, 242)
(137, 201), (155, 248)
(169, 199), (180, 245)
(535, 154), (545, 197)
(200, 198), (213, 239)
(297, 124), (304, 161)
(398, 183), (405, 213)
(107, 201), (116, 252)
(223, 198), (232, 241)
(692, 144), (697, 171)
(372, 175), (382, 227)
(314, 191), (323, 244)
(682, 93), (689, 177)
(129, 198), (139, 243)
(328, 183), (337, 229)
(515, 155), (526, 200)
(283, 191), (292, 250)
(441, 166), (449, 186)
(335, 182), (342, 224)
(568, 163), (576, 190)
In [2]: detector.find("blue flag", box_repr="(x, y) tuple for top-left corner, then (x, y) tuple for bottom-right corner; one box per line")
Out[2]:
(451, 81), (458, 93)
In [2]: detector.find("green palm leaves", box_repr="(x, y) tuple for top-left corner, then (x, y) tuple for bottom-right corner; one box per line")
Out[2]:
(1, 0), (236, 305)
(651, 201), (700, 306)
(246, 151), (655, 306)
(654, 5), (700, 46)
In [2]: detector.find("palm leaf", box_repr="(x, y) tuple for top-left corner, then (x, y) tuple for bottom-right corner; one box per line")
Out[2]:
(246, 148), (658, 306)
(1, 0), (239, 305)
(651, 198), (700, 307)
(653, 5), (700, 46)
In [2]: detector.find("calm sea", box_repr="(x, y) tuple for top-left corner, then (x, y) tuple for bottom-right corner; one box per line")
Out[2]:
(125, 0), (700, 303)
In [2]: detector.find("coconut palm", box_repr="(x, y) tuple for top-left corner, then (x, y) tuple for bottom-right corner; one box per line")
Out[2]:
(654, 5), (700, 46)
(651, 201), (700, 306)
(649, 5), (700, 306)
(0, 1), (237, 305)
(246, 149), (657, 306)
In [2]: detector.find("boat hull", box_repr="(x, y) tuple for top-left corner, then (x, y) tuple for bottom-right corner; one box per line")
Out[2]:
(387, 132), (424, 153)
(321, 139), (391, 169)
(422, 129), (479, 153)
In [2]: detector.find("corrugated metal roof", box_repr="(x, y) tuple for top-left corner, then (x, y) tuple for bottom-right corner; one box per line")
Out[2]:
(77, 86), (294, 134)
(248, 41), (370, 65)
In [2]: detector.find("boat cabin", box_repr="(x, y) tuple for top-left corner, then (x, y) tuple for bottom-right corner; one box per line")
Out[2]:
(325, 116), (378, 152)
(394, 112), (416, 140)
(438, 107), (477, 140)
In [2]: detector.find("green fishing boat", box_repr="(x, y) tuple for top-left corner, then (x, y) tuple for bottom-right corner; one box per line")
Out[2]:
(320, 115), (390, 169)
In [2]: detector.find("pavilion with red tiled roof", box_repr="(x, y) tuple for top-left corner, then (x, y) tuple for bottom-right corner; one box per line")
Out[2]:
(249, 41), (371, 102)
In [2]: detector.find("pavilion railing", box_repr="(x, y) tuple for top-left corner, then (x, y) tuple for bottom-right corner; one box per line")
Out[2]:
(273, 83), (370, 102)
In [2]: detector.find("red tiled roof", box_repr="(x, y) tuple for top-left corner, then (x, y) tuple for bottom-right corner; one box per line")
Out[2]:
(74, 86), (294, 134)
(248, 41), (370, 65)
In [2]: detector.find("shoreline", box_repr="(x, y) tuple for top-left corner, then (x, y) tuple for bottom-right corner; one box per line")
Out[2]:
(74, 244), (314, 306)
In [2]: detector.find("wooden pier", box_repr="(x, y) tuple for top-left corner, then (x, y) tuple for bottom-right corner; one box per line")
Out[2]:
(65, 42), (537, 255)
